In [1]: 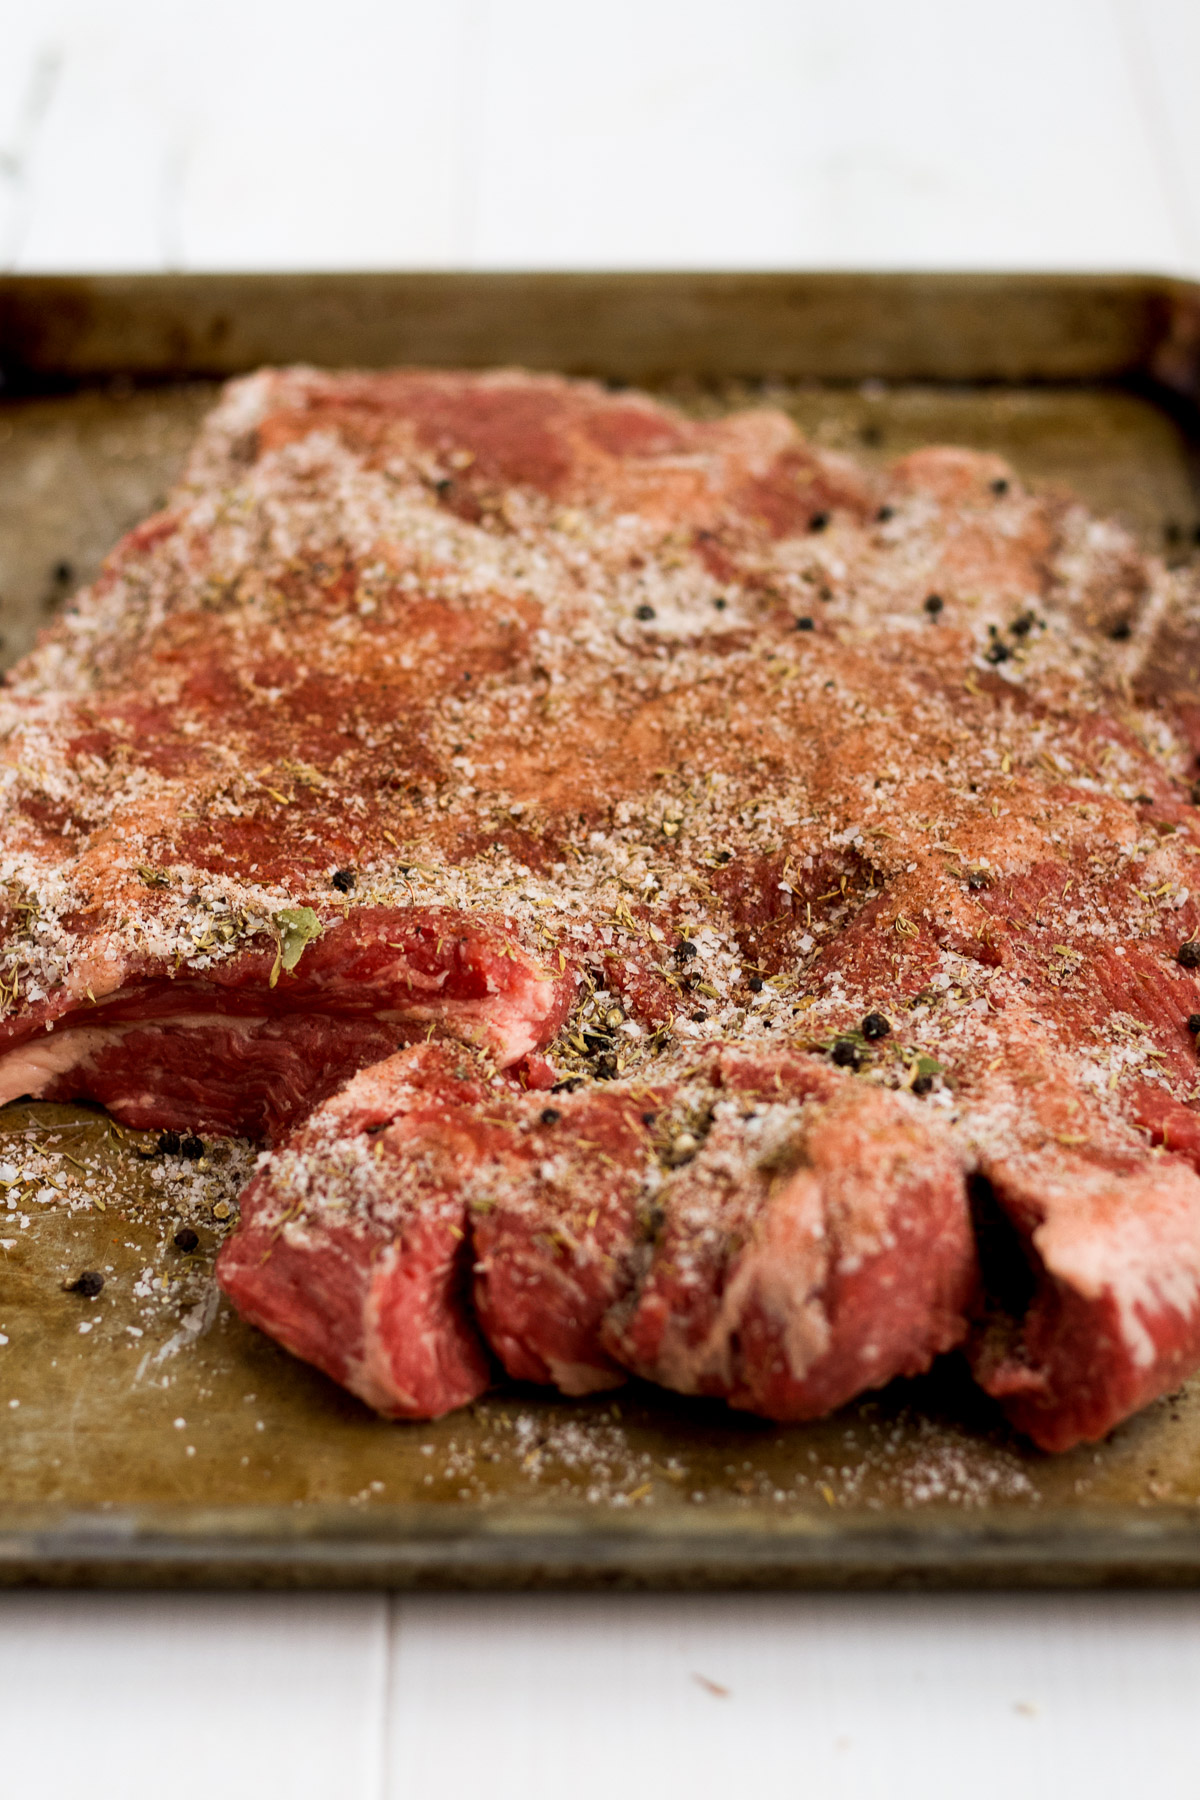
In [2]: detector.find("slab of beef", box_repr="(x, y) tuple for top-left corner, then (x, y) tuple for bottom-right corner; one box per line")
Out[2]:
(603, 1046), (974, 1419)
(215, 1042), (494, 1417)
(5, 365), (1200, 1447)
(218, 1039), (974, 1420)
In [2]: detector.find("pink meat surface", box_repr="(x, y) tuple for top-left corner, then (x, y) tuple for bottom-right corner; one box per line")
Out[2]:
(219, 1040), (978, 1423)
(1, 907), (570, 1138)
(467, 1083), (661, 1395)
(604, 1049), (975, 1418)
(968, 1126), (1200, 1452)
(216, 1044), (496, 1418)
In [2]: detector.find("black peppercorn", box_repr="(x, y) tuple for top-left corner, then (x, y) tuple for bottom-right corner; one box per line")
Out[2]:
(991, 478), (1010, 496)
(808, 511), (830, 532)
(156, 1130), (181, 1156)
(641, 1112), (657, 1127)
(68, 1270), (104, 1297)
(747, 974), (764, 992)
(1188, 1015), (1200, 1035)
(984, 640), (1011, 664)
(861, 1012), (891, 1040)
(967, 870), (991, 891)
(1179, 942), (1200, 969)
(876, 505), (894, 523)
(794, 616), (814, 632)
(539, 1108), (561, 1126)
(924, 593), (944, 617)
(830, 1039), (861, 1069)
(713, 596), (727, 611)
(180, 1135), (205, 1161)
(1109, 620), (1132, 642)
(331, 867), (356, 893)
(173, 1226), (200, 1252)
(912, 1074), (934, 1095)
(634, 603), (656, 621)
(674, 940), (699, 963)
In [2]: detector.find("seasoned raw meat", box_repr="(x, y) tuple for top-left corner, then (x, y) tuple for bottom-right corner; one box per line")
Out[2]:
(969, 1139), (1200, 1454)
(2, 908), (568, 1138)
(604, 1048), (975, 1419)
(220, 1044), (664, 1415)
(220, 1038), (976, 1420)
(216, 1043), (495, 1418)
(5, 363), (1200, 1448)
(467, 1080), (660, 1395)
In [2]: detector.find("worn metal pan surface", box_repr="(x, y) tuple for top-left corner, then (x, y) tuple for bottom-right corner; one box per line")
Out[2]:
(1, 273), (1199, 1588)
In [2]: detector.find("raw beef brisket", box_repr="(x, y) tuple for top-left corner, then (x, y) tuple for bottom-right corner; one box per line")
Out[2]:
(219, 1039), (975, 1420)
(4, 365), (1200, 1449)
(602, 1047), (974, 1419)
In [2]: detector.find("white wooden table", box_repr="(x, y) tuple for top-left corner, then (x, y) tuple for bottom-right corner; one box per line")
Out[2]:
(3, 4), (1200, 1793)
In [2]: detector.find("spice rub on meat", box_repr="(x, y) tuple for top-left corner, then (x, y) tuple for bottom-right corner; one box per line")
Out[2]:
(220, 1039), (974, 1420)
(4, 365), (1200, 1449)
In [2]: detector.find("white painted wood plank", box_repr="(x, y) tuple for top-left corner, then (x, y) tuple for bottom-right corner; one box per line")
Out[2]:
(172, 0), (477, 270)
(15, 8), (179, 274)
(387, 1592), (1200, 1800)
(0, 17), (66, 270)
(471, 0), (1186, 271)
(2, 0), (475, 273)
(4, 0), (1190, 274)
(0, 1592), (388, 1800)
(1119, 0), (1200, 271)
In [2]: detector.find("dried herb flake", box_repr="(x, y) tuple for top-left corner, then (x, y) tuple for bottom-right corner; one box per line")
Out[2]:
(270, 906), (325, 986)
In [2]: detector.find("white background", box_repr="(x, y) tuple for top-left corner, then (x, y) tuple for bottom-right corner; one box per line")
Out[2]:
(2, 0), (1200, 277)
(3, 3), (1200, 1795)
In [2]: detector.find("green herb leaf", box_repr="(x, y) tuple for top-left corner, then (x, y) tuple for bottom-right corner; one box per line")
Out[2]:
(269, 906), (324, 987)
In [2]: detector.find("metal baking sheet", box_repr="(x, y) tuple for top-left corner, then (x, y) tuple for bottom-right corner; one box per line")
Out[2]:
(2, 272), (1200, 1588)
